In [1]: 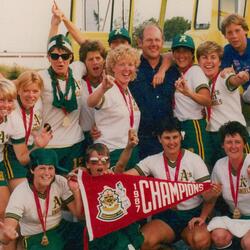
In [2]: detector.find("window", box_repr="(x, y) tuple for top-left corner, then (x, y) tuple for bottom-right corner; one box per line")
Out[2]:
(194, 0), (212, 30)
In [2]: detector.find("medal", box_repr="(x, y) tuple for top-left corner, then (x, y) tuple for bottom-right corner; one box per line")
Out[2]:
(233, 207), (241, 219)
(41, 234), (49, 246)
(228, 159), (243, 219)
(62, 116), (70, 127)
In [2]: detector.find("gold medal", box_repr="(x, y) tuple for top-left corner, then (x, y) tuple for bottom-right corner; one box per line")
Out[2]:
(62, 116), (70, 127)
(233, 207), (241, 219)
(41, 234), (49, 246)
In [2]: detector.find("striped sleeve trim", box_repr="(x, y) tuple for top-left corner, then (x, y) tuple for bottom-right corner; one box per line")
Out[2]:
(195, 84), (209, 93)
(226, 74), (238, 92)
(95, 96), (105, 110)
(62, 195), (74, 205)
(134, 166), (146, 176)
(11, 137), (25, 144)
(5, 213), (21, 221)
(195, 175), (210, 183)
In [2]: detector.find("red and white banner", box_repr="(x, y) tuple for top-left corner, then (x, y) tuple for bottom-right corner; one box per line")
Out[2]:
(78, 171), (211, 241)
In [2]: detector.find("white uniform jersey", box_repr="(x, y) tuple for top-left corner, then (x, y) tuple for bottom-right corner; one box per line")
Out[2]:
(94, 84), (141, 151)
(8, 99), (43, 146)
(39, 64), (86, 147)
(136, 149), (210, 210)
(79, 79), (97, 132)
(174, 65), (209, 121)
(207, 74), (246, 132)
(5, 175), (74, 236)
(0, 111), (25, 161)
(212, 155), (250, 216)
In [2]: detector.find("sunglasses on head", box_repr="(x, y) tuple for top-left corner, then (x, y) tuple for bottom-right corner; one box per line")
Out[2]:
(88, 156), (110, 165)
(50, 53), (71, 61)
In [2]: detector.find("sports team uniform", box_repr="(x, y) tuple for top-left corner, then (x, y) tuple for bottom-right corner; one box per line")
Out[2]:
(174, 65), (211, 166)
(212, 155), (250, 217)
(0, 111), (25, 186)
(207, 73), (250, 166)
(39, 63), (87, 173)
(5, 175), (83, 250)
(135, 149), (210, 237)
(94, 83), (141, 168)
(4, 99), (43, 179)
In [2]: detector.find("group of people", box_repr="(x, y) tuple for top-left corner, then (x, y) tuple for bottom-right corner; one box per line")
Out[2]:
(0, 2), (250, 249)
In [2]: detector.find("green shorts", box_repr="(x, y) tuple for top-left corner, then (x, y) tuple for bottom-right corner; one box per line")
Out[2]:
(51, 140), (88, 174)
(0, 161), (8, 186)
(23, 219), (84, 250)
(110, 146), (139, 170)
(3, 144), (29, 179)
(180, 119), (212, 168)
(153, 205), (202, 241)
(89, 223), (144, 250)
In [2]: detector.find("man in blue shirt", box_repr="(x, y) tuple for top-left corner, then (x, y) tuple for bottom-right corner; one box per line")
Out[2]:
(129, 23), (180, 160)
(221, 14), (250, 91)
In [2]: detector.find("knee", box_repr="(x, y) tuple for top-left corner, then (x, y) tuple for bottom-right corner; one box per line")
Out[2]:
(211, 229), (232, 248)
(191, 230), (211, 250)
(241, 236), (250, 250)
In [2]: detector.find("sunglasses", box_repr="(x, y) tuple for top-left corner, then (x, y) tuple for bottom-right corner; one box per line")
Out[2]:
(50, 53), (71, 61)
(88, 156), (110, 165)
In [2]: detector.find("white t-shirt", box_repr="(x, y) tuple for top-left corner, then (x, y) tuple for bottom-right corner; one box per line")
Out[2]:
(174, 65), (209, 121)
(207, 74), (246, 132)
(39, 64), (86, 147)
(0, 111), (25, 161)
(136, 149), (210, 210)
(212, 155), (250, 216)
(5, 175), (74, 236)
(94, 84), (141, 151)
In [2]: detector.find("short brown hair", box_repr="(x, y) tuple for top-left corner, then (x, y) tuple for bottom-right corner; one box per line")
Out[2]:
(79, 40), (106, 63)
(221, 14), (249, 35)
(0, 78), (17, 100)
(196, 41), (224, 61)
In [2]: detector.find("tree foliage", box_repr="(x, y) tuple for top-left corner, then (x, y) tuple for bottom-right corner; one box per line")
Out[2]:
(164, 16), (191, 41)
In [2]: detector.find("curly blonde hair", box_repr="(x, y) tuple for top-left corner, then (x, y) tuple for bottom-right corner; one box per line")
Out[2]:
(105, 45), (140, 81)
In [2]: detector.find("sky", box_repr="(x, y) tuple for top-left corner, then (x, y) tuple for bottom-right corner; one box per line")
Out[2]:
(0, 0), (194, 53)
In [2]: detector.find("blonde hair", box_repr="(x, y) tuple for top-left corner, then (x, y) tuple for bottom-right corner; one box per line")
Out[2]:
(196, 41), (224, 61)
(105, 45), (140, 81)
(0, 78), (17, 100)
(221, 14), (249, 35)
(15, 71), (44, 92)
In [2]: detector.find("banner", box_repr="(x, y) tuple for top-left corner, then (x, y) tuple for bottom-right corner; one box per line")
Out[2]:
(78, 171), (211, 241)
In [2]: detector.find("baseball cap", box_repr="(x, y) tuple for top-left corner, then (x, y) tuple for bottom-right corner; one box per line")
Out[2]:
(47, 34), (73, 53)
(171, 34), (195, 50)
(108, 27), (131, 44)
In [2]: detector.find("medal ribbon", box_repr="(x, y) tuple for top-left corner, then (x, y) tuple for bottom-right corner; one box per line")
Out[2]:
(163, 151), (182, 181)
(83, 76), (93, 95)
(207, 72), (219, 121)
(33, 186), (51, 236)
(21, 107), (34, 144)
(115, 81), (134, 128)
(228, 159), (243, 209)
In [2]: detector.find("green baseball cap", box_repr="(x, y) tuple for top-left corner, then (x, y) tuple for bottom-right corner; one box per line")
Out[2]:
(108, 27), (131, 44)
(171, 34), (195, 50)
(47, 34), (73, 53)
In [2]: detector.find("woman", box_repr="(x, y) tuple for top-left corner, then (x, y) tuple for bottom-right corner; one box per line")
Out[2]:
(39, 34), (87, 174)
(0, 148), (84, 250)
(4, 71), (45, 191)
(208, 121), (250, 250)
(171, 34), (212, 168)
(197, 41), (250, 167)
(87, 45), (141, 169)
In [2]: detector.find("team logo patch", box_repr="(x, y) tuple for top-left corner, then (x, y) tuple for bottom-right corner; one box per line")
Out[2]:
(97, 181), (131, 222)
(0, 171), (4, 181)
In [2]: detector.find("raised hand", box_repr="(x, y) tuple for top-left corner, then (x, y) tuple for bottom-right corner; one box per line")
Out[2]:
(101, 72), (115, 92)
(127, 129), (139, 149)
(175, 75), (191, 96)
